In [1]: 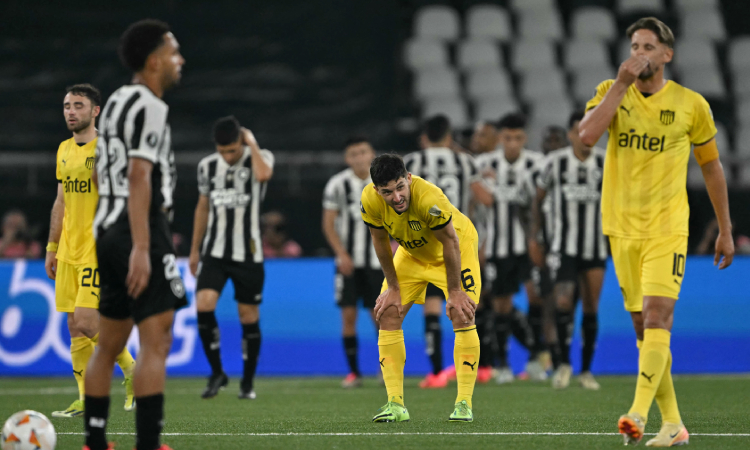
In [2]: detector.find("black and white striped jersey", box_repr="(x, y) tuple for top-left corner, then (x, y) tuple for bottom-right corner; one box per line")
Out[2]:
(537, 146), (608, 261)
(403, 147), (479, 214)
(94, 84), (176, 238)
(322, 168), (380, 270)
(477, 149), (542, 259)
(197, 147), (274, 263)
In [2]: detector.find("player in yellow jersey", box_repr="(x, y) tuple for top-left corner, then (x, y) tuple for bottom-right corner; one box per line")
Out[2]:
(44, 84), (136, 418)
(579, 18), (734, 447)
(361, 154), (481, 422)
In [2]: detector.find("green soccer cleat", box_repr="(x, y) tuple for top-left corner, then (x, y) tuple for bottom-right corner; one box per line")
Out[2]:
(123, 376), (135, 411)
(52, 399), (84, 418)
(372, 397), (410, 423)
(449, 400), (473, 422)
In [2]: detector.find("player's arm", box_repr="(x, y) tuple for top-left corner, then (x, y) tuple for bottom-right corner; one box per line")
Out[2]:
(242, 128), (273, 182)
(44, 184), (64, 279)
(470, 180), (494, 207)
(433, 221), (476, 324)
(322, 209), (354, 276)
(528, 186), (547, 268)
(127, 158), (153, 298)
(370, 226), (402, 320)
(189, 194), (209, 276)
(695, 139), (734, 269)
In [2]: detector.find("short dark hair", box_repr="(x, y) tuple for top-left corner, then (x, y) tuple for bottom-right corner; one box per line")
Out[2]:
(343, 135), (370, 150)
(66, 83), (101, 107)
(497, 113), (527, 130)
(423, 115), (451, 143)
(213, 116), (241, 145)
(626, 17), (674, 49)
(568, 111), (585, 129)
(118, 19), (171, 72)
(370, 153), (408, 187)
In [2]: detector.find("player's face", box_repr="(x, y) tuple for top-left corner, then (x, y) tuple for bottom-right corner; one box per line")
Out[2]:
(345, 142), (375, 174)
(470, 123), (498, 154)
(63, 93), (99, 133)
(499, 128), (526, 159)
(375, 173), (412, 213)
(542, 129), (567, 154)
(630, 29), (673, 80)
(216, 137), (244, 165)
(568, 121), (591, 155)
(155, 32), (185, 89)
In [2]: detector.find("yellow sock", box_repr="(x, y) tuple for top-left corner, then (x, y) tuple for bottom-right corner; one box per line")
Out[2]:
(654, 351), (681, 424)
(70, 336), (94, 402)
(116, 347), (136, 378)
(629, 329), (671, 420)
(378, 330), (406, 405)
(454, 326), (480, 408)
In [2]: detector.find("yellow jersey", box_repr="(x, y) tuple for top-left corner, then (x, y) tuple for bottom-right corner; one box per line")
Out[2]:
(586, 80), (716, 239)
(360, 175), (476, 265)
(55, 137), (98, 264)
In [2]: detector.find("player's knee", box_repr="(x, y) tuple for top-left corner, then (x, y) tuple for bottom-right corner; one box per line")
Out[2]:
(195, 290), (219, 312)
(555, 296), (575, 311)
(378, 306), (403, 330)
(73, 316), (98, 338)
(238, 304), (259, 324)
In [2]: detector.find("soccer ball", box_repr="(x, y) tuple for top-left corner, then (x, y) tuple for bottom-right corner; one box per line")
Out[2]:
(1, 411), (56, 450)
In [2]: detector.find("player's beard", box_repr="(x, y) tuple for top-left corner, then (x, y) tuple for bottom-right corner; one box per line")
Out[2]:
(638, 61), (656, 80)
(67, 116), (92, 133)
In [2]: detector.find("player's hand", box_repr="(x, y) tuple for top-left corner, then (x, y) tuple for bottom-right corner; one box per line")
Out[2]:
(336, 252), (354, 277)
(44, 251), (57, 280)
(616, 55), (649, 86)
(241, 127), (258, 148)
(374, 287), (403, 321)
(714, 231), (735, 270)
(528, 239), (545, 268)
(446, 289), (477, 324)
(126, 246), (151, 299)
(189, 250), (200, 277)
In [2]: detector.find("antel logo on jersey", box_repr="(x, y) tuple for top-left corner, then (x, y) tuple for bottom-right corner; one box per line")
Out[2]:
(63, 176), (93, 193)
(618, 129), (666, 152)
(210, 189), (250, 208)
(395, 236), (428, 249)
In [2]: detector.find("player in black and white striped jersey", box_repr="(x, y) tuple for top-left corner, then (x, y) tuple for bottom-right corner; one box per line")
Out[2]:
(403, 115), (493, 389)
(322, 136), (382, 388)
(189, 116), (274, 400)
(531, 111), (607, 391)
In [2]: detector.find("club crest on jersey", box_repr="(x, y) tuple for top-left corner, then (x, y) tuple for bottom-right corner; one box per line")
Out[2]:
(146, 132), (159, 147)
(237, 167), (251, 182)
(85, 157), (95, 170)
(428, 205), (443, 218)
(408, 220), (422, 231)
(660, 110), (675, 125)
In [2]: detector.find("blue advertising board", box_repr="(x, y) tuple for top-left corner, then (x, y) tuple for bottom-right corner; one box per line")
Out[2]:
(0, 257), (748, 376)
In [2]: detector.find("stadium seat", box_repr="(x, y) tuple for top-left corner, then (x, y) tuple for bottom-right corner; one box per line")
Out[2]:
(680, 9), (727, 41)
(529, 94), (574, 127)
(404, 39), (449, 71)
(672, 39), (719, 72)
(674, 0), (719, 11)
(736, 99), (750, 125)
(714, 122), (732, 160)
(732, 69), (750, 99)
(680, 66), (725, 98)
(686, 163), (705, 188)
(728, 37), (750, 72)
(734, 126), (750, 161)
(509, 0), (558, 12)
(465, 5), (512, 42)
(571, 66), (617, 103)
(617, 0), (665, 14)
(518, 11), (564, 40)
(457, 39), (503, 71)
(465, 68), (513, 100)
(474, 96), (521, 122)
(512, 40), (557, 72)
(520, 69), (567, 102)
(736, 161), (750, 187)
(570, 7), (617, 41)
(413, 6), (461, 41)
(423, 97), (469, 128)
(414, 68), (461, 100)
(564, 40), (611, 71)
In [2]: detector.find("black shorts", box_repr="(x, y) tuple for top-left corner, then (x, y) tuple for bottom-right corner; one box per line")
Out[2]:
(486, 254), (531, 297)
(96, 217), (188, 324)
(336, 268), (383, 308)
(196, 256), (265, 305)
(425, 283), (444, 299)
(548, 254), (606, 283)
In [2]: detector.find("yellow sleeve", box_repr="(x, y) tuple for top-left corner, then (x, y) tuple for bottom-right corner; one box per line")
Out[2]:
(585, 79), (615, 112)
(416, 184), (453, 230)
(693, 139), (720, 166)
(360, 184), (384, 229)
(56, 141), (65, 182)
(689, 94), (718, 146)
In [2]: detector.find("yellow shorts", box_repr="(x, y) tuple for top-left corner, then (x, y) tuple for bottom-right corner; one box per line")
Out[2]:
(381, 233), (481, 306)
(55, 260), (100, 313)
(609, 234), (688, 312)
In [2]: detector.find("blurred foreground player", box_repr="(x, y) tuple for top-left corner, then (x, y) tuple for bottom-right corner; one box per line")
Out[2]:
(84, 20), (187, 450)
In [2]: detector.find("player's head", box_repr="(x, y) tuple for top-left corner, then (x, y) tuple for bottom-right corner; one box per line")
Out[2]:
(420, 115), (452, 149)
(370, 153), (412, 214)
(343, 136), (376, 176)
(541, 125), (568, 154)
(63, 84), (101, 133)
(626, 17), (674, 80)
(213, 115), (244, 165)
(567, 110), (591, 156)
(470, 120), (498, 154)
(497, 113), (527, 159)
(119, 19), (184, 90)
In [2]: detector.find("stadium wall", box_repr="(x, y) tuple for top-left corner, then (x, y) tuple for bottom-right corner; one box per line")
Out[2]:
(0, 257), (748, 377)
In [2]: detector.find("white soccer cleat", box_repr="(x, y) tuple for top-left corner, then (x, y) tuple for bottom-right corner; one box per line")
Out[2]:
(578, 371), (600, 390)
(525, 360), (548, 381)
(494, 367), (514, 384)
(646, 422), (689, 447)
(552, 364), (572, 389)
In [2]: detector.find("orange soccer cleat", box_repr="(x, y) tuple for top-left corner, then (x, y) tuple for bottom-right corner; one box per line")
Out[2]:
(418, 372), (448, 388)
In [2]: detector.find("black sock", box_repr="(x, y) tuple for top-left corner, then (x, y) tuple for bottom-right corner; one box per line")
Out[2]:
(476, 307), (493, 367)
(494, 313), (512, 367)
(84, 395), (110, 450)
(241, 322), (261, 391)
(343, 335), (359, 375)
(135, 393), (163, 450)
(581, 313), (598, 372)
(197, 311), (223, 375)
(556, 309), (574, 365)
(510, 307), (536, 358)
(528, 304), (545, 355)
(550, 341), (562, 369)
(425, 314), (442, 375)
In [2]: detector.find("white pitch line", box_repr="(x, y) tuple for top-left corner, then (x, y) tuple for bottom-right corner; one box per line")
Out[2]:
(56, 432), (750, 437)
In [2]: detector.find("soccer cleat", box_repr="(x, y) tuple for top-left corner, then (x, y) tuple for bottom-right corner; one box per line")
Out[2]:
(123, 376), (135, 411)
(618, 412), (646, 446)
(238, 389), (257, 400)
(372, 398), (410, 423)
(82, 443), (116, 450)
(494, 367), (514, 384)
(448, 400), (473, 422)
(476, 366), (493, 384)
(646, 422), (689, 447)
(52, 399), (84, 418)
(578, 371), (601, 390)
(418, 372), (448, 388)
(201, 372), (229, 399)
(525, 360), (548, 381)
(552, 363), (572, 389)
(537, 350), (553, 372)
(341, 373), (363, 388)
(440, 365), (457, 381)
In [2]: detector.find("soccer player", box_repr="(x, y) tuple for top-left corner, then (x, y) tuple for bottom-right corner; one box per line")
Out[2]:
(531, 111), (607, 390)
(84, 20), (187, 450)
(322, 136), (381, 388)
(189, 116), (274, 399)
(362, 154), (481, 422)
(404, 115), (492, 388)
(45, 84), (136, 418)
(579, 17), (734, 446)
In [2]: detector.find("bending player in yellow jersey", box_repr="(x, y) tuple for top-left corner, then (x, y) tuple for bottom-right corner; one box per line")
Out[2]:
(44, 84), (136, 418)
(361, 154), (480, 423)
(579, 18), (734, 447)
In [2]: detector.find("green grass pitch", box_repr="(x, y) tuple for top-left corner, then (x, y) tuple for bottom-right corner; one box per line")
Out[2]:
(2, 376), (749, 449)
